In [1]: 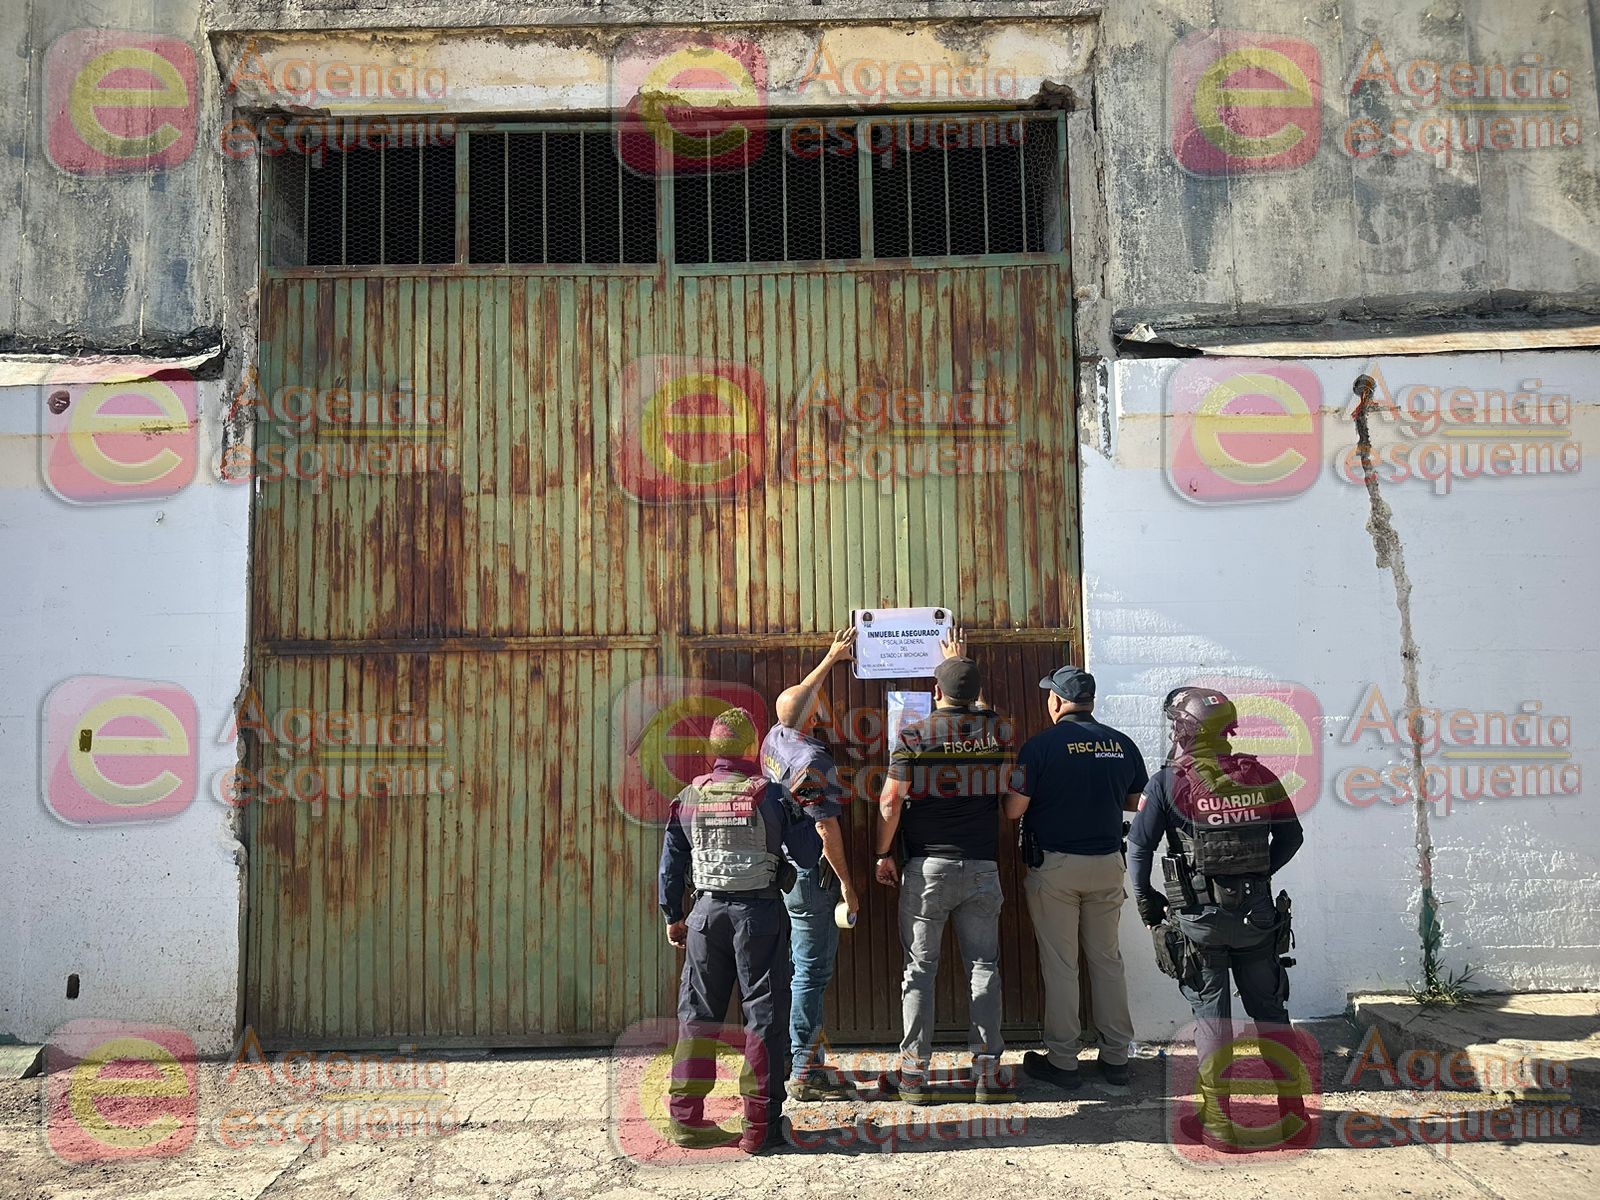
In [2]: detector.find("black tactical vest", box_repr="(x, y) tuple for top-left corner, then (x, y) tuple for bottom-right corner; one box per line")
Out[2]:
(1170, 752), (1277, 879)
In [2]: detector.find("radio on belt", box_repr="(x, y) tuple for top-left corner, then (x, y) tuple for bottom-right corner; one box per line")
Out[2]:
(850, 606), (954, 680)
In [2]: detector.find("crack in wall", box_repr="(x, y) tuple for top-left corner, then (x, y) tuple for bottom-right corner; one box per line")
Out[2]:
(1349, 373), (1442, 987)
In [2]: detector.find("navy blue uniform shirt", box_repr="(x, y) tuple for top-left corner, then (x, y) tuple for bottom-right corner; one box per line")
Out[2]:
(657, 756), (823, 923)
(759, 724), (845, 823)
(1014, 714), (1149, 855)
(1126, 757), (1304, 906)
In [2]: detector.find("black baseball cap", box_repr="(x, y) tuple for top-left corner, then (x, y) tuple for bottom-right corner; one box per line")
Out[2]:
(1040, 665), (1095, 703)
(934, 658), (982, 703)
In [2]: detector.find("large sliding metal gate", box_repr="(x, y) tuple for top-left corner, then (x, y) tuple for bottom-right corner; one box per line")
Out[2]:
(245, 113), (1080, 1046)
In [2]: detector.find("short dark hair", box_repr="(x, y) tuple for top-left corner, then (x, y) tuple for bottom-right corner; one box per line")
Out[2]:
(708, 707), (758, 758)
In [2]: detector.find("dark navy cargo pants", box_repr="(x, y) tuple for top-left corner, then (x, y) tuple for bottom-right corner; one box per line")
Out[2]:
(669, 893), (792, 1139)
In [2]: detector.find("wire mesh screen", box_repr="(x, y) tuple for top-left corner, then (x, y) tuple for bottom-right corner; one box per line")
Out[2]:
(469, 130), (657, 266)
(868, 115), (1060, 258)
(267, 114), (1063, 270)
(271, 121), (456, 268)
(673, 121), (861, 264)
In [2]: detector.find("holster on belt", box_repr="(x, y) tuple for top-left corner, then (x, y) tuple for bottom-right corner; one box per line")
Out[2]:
(1161, 854), (1201, 909)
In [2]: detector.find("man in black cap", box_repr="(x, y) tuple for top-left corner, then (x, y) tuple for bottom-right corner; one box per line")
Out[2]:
(658, 707), (822, 1153)
(873, 632), (1015, 1104)
(1004, 665), (1147, 1090)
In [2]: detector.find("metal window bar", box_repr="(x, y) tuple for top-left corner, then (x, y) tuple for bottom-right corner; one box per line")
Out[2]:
(1018, 120), (1030, 254)
(503, 133), (510, 266)
(781, 132), (789, 261)
(379, 144), (386, 266)
(541, 132), (548, 264)
(942, 120), (952, 256)
(972, 124), (985, 256)
(579, 131), (587, 264)
(341, 147), (349, 266)
(302, 151), (311, 268)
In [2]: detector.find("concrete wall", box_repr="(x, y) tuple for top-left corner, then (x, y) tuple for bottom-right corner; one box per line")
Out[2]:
(0, 367), (249, 1051)
(1098, 0), (1600, 341)
(1087, 350), (1599, 1032)
(2, 0), (221, 354)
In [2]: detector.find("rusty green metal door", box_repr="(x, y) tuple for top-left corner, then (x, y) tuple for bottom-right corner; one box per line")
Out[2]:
(245, 116), (1079, 1046)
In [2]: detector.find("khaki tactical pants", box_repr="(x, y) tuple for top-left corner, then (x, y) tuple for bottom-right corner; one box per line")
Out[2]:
(1023, 851), (1135, 1068)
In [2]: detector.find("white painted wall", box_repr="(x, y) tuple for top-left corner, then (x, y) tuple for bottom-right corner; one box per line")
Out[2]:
(1085, 351), (1600, 1037)
(0, 371), (248, 1053)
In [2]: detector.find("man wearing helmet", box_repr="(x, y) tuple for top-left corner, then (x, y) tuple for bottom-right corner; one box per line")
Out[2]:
(1126, 686), (1306, 1148)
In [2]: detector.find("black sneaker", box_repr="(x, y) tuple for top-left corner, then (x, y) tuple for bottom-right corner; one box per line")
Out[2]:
(972, 1055), (1016, 1104)
(1099, 1059), (1131, 1087)
(1022, 1050), (1082, 1091)
(881, 1068), (933, 1105)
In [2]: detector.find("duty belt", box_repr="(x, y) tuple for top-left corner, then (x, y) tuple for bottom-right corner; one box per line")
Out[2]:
(699, 887), (782, 902)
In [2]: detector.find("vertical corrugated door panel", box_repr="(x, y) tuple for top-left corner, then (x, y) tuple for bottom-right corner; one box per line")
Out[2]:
(667, 266), (1075, 636)
(254, 276), (666, 644)
(245, 648), (668, 1045)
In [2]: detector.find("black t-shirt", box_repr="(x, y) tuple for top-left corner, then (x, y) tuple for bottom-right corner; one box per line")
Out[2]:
(1014, 716), (1149, 855)
(889, 706), (1014, 862)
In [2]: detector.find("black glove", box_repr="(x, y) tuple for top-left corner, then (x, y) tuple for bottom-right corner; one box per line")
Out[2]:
(1136, 893), (1169, 927)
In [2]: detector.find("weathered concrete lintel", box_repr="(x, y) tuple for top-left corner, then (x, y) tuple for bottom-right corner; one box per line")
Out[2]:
(1119, 306), (1600, 358)
(204, 1), (1105, 35)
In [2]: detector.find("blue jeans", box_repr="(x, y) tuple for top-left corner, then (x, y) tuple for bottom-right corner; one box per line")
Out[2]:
(897, 856), (1004, 1071)
(782, 863), (840, 1080)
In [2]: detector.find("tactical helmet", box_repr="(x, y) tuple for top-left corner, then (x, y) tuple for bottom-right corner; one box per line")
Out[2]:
(1162, 686), (1239, 748)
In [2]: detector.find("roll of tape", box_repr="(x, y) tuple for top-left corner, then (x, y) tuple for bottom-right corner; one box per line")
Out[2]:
(834, 900), (857, 930)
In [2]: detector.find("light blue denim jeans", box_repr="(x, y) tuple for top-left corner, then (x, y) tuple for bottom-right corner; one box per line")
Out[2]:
(782, 862), (840, 1080)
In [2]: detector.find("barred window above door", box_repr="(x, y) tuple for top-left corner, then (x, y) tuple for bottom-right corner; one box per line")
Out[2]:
(265, 113), (1064, 270)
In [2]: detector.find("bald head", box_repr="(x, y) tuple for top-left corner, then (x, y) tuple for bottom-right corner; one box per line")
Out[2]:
(776, 685), (818, 731)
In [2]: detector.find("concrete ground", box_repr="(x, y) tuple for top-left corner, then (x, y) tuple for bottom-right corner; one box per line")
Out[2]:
(1, 1015), (1596, 1200)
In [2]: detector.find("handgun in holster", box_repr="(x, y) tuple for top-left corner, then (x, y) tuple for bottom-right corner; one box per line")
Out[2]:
(1019, 825), (1044, 869)
(1275, 889), (1295, 964)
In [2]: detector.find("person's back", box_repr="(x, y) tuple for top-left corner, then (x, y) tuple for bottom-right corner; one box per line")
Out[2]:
(1006, 666), (1148, 1090)
(1016, 713), (1145, 856)
(875, 652), (1015, 1104)
(894, 705), (1013, 862)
